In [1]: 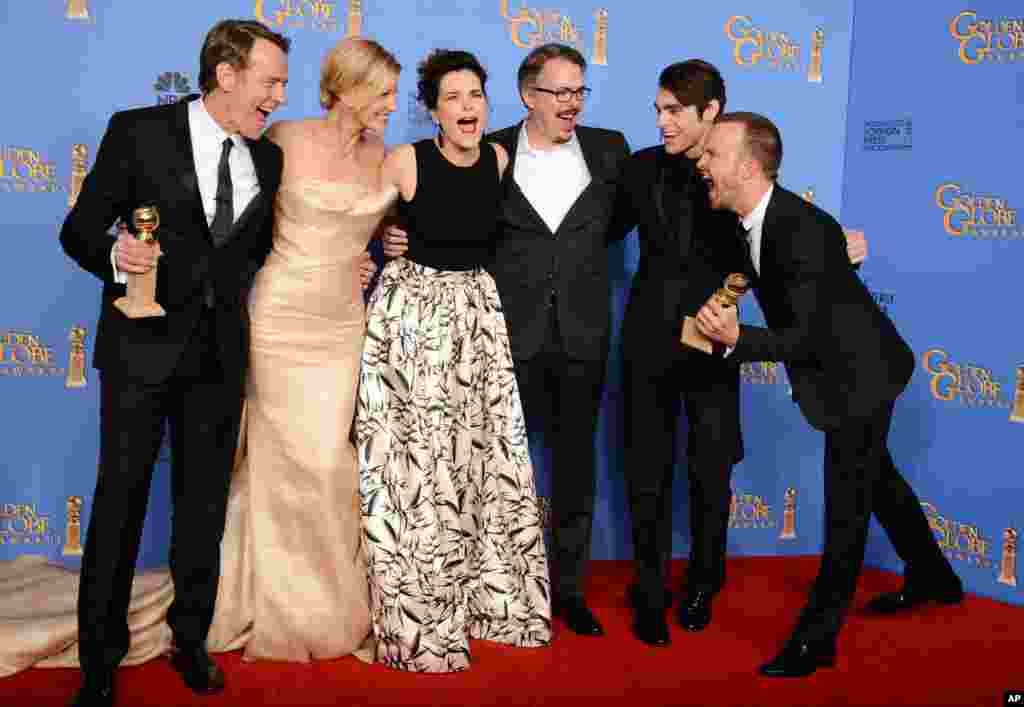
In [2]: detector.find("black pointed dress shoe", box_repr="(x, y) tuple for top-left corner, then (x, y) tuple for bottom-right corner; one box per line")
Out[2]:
(759, 638), (836, 678)
(170, 646), (225, 694)
(633, 607), (670, 646)
(554, 598), (605, 636)
(677, 591), (712, 632)
(865, 582), (964, 615)
(69, 673), (114, 707)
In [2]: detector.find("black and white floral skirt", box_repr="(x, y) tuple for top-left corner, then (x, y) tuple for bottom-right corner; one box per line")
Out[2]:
(355, 257), (551, 673)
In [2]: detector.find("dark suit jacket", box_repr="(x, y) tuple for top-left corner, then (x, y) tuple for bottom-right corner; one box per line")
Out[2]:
(614, 146), (745, 374)
(487, 123), (630, 362)
(730, 185), (914, 431)
(59, 96), (281, 388)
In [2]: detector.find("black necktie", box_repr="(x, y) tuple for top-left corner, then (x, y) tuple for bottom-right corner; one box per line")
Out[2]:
(738, 220), (756, 279)
(210, 137), (234, 248)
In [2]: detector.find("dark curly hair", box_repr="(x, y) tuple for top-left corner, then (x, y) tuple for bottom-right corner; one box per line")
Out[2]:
(416, 49), (488, 111)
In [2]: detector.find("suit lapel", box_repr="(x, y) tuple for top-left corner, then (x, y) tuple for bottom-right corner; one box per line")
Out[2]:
(500, 122), (554, 235)
(171, 96), (213, 244)
(218, 136), (274, 246)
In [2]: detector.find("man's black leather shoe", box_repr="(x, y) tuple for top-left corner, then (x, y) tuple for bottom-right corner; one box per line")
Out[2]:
(69, 673), (114, 707)
(864, 582), (963, 615)
(633, 608), (670, 646)
(554, 598), (605, 636)
(170, 646), (225, 695)
(677, 591), (712, 632)
(759, 638), (836, 678)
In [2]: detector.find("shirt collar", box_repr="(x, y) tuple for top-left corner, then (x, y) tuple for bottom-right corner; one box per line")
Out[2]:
(190, 96), (241, 149)
(741, 183), (774, 233)
(517, 120), (579, 157)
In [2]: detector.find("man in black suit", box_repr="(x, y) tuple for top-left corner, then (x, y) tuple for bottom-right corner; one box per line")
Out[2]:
(695, 112), (962, 677)
(59, 20), (289, 706)
(612, 60), (745, 647)
(385, 43), (629, 636)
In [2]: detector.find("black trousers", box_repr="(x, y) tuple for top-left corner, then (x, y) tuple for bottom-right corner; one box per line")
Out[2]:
(515, 303), (606, 602)
(624, 354), (742, 610)
(77, 309), (244, 675)
(796, 399), (957, 643)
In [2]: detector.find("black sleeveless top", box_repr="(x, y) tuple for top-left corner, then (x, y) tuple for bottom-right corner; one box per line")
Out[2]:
(399, 138), (500, 271)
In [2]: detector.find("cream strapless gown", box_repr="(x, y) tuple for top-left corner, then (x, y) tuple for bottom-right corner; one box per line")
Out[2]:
(0, 180), (397, 675)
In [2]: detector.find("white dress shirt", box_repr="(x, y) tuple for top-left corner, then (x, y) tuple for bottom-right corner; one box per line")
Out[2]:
(740, 183), (773, 276)
(725, 183), (773, 356)
(513, 124), (590, 233)
(112, 97), (260, 282)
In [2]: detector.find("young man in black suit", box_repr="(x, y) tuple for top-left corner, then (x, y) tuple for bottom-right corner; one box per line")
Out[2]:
(695, 112), (962, 677)
(59, 19), (289, 706)
(385, 43), (630, 637)
(612, 60), (745, 647)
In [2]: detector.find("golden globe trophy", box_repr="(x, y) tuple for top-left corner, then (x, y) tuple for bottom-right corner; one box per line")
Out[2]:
(591, 9), (608, 65)
(63, 496), (84, 556)
(347, 0), (362, 38)
(66, 0), (89, 20)
(114, 206), (166, 318)
(801, 187), (815, 203)
(779, 488), (797, 539)
(998, 528), (1018, 587)
(69, 144), (88, 208)
(807, 27), (824, 83)
(65, 325), (88, 389)
(681, 273), (751, 354)
(1010, 365), (1024, 423)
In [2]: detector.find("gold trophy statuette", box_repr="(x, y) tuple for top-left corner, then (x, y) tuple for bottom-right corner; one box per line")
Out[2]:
(807, 27), (824, 83)
(779, 487), (797, 540)
(68, 144), (88, 208)
(113, 206), (166, 318)
(681, 273), (751, 354)
(63, 496), (84, 556)
(65, 325), (87, 388)
(347, 0), (362, 38)
(1010, 365), (1024, 423)
(591, 9), (608, 65)
(998, 528), (1018, 587)
(66, 0), (89, 20)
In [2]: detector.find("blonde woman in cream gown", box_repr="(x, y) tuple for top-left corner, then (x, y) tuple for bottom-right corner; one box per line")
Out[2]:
(0, 39), (401, 675)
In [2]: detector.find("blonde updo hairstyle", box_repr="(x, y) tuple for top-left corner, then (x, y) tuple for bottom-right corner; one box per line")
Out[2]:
(319, 38), (401, 111)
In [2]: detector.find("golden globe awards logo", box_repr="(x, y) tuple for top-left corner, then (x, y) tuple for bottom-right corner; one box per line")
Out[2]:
(154, 72), (192, 105)
(935, 183), (1020, 239)
(923, 349), (1012, 410)
(725, 16), (821, 79)
(0, 503), (59, 546)
(948, 11), (1024, 65)
(922, 502), (992, 569)
(729, 490), (775, 530)
(256, 0), (361, 34)
(1011, 366), (1024, 424)
(500, 1), (593, 56)
(0, 146), (61, 194)
(0, 331), (65, 378)
(741, 361), (781, 385)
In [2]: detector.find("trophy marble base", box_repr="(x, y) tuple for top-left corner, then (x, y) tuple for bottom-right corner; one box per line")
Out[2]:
(680, 316), (713, 354)
(114, 268), (165, 318)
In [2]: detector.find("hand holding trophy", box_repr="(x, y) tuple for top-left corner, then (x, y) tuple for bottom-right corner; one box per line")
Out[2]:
(114, 206), (166, 318)
(680, 273), (750, 354)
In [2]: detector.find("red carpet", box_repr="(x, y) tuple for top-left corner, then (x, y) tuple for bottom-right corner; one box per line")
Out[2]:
(2, 557), (1018, 707)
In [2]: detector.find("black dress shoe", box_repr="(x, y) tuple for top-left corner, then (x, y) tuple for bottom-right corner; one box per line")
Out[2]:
(759, 638), (836, 678)
(70, 674), (115, 707)
(865, 582), (964, 615)
(633, 607), (670, 646)
(554, 598), (605, 636)
(677, 591), (712, 632)
(627, 583), (673, 609)
(170, 646), (225, 695)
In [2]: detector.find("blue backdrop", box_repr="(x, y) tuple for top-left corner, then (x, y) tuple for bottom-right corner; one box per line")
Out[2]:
(0, 0), (1019, 606)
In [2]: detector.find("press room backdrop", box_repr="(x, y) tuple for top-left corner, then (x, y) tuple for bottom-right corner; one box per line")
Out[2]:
(0, 1), (1020, 605)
